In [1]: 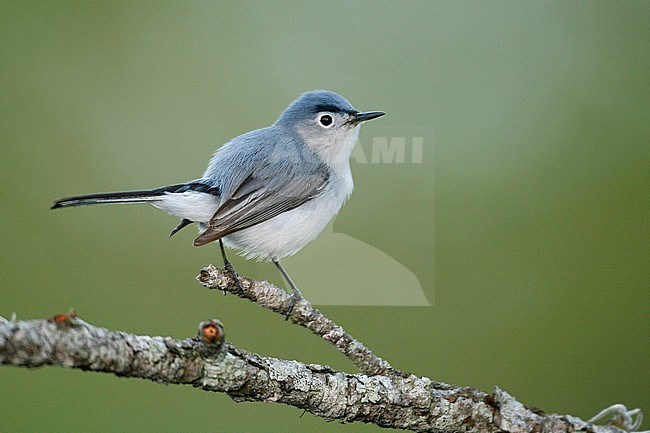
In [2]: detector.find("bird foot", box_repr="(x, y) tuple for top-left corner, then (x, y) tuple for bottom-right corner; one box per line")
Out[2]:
(223, 261), (243, 294)
(285, 292), (303, 321)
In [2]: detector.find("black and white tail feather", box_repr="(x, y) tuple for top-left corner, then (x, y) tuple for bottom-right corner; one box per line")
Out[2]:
(51, 182), (219, 238)
(51, 182), (219, 208)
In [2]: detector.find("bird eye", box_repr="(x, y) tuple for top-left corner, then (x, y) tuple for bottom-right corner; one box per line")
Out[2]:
(319, 114), (333, 127)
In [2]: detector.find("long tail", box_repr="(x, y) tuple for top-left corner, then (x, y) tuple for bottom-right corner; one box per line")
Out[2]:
(51, 183), (194, 209)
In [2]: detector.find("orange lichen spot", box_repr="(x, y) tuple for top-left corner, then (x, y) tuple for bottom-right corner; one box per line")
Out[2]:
(50, 309), (77, 322)
(201, 323), (222, 344)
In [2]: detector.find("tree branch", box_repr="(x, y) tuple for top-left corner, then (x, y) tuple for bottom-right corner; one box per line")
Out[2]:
(1, 268), (645, 433)
(197, 264), (394, 376)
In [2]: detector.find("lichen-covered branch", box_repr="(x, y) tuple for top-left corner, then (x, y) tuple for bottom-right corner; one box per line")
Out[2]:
(197, 264), (394, 376)
(0, 314), (643, 432)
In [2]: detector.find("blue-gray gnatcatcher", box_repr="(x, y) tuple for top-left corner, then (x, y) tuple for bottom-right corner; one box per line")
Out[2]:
(52, 90), (384, 307)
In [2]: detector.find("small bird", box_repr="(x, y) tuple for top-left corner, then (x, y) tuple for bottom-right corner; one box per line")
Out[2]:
(52, 90), (384, 307)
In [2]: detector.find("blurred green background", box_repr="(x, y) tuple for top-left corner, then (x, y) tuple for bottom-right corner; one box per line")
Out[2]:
(1, 1), (648, 432)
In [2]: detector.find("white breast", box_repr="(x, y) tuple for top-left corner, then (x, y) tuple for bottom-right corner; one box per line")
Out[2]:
(223, 166), (354, 261)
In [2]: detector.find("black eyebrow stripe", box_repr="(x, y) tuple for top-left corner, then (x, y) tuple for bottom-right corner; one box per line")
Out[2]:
(312, 104), (356, 115)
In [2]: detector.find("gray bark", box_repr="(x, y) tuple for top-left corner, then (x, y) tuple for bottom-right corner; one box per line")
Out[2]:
(0, 266), (644, 433)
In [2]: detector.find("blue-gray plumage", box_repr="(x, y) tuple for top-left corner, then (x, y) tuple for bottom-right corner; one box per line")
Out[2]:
(52, 90), (384, 305)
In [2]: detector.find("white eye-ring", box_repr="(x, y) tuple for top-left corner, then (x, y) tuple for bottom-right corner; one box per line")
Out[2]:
(318, 114), (334, 127)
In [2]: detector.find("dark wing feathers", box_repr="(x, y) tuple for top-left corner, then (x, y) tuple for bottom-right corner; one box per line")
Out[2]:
(193, 165), (329, 247)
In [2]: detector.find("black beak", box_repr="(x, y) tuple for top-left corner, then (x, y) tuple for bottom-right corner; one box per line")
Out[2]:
(353, 111), (385, 123)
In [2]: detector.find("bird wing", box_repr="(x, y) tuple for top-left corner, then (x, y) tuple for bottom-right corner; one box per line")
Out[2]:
(193, 165), (329, 247)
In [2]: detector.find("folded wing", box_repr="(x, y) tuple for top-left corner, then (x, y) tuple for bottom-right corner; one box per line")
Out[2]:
(193, 165), (329, 246)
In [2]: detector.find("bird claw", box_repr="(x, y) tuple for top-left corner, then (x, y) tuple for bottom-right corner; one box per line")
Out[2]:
(284, 292), (303, 321)
(223, 261), (243, 294)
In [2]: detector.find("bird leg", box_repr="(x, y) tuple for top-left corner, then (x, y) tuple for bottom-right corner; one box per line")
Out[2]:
(272, 259), (304, 319)
(218, 239), (243, 294)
